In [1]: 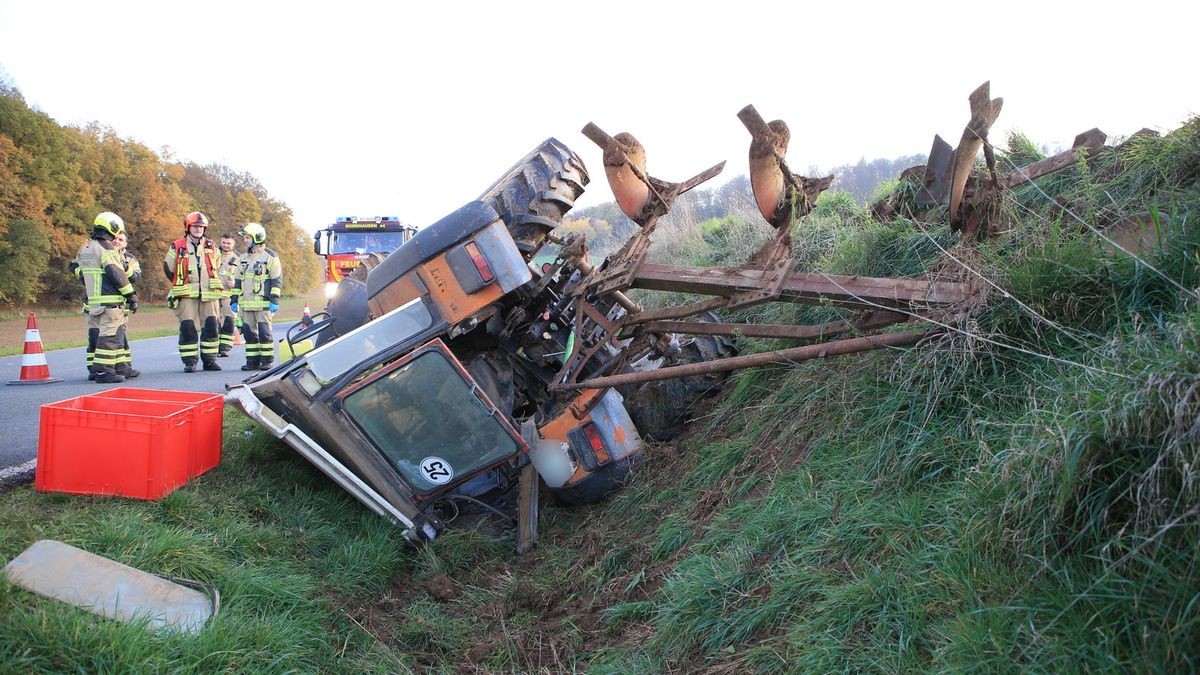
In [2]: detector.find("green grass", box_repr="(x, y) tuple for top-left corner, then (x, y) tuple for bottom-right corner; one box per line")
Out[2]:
(0, 412), (422, 672)
(590, 120), (1200, 670)
(3, 120), (1199, 671)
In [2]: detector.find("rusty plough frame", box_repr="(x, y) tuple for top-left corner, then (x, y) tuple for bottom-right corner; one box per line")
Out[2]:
(547, 82), (1104, 392)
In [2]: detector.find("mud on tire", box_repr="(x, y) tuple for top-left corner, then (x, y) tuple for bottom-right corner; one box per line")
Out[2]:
(621, 319), (738, 441)
(478, 138), (590, 255)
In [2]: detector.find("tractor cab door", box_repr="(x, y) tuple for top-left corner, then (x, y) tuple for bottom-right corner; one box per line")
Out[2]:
(334, 339), (527, 500)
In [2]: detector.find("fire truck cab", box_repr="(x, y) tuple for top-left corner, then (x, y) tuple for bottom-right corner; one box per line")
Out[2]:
(313, 216), (417, 299)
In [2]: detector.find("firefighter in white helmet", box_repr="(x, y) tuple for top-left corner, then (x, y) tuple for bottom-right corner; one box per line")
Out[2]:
(69, 211), (139, 384)
(231, 223), (283, 371)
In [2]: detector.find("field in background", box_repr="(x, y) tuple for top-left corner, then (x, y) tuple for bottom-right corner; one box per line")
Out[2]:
(0, 288), (326, 356)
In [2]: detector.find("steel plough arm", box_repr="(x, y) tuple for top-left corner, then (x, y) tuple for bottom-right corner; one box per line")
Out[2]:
(552, 100), (991, 392)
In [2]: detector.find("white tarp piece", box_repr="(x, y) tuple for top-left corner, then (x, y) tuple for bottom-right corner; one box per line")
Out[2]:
(3, 539), (216, 634)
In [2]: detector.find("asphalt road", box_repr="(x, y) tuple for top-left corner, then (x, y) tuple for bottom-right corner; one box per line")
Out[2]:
(0, 322), (297, 477)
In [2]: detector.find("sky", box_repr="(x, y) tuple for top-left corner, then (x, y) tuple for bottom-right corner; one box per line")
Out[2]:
(0, 1), (1195, 233)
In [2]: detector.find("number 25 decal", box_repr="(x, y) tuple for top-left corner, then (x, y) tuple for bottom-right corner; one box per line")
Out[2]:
(420, 456), (454, 485)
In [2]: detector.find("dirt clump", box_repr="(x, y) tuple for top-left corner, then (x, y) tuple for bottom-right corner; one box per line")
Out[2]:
(424, 573), (461, 602)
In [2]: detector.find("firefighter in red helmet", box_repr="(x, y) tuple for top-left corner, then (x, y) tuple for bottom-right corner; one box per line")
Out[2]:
(161, 211), (224, 372)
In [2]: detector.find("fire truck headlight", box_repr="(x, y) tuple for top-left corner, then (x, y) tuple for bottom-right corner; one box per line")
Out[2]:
(324, 281), (339, 300)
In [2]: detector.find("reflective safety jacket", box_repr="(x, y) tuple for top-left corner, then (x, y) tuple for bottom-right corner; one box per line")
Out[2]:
(234, 246), (283, 310)
(70, 238), (135, 310)
(218, 250), (239, 298)
(163, 236), (223, 300)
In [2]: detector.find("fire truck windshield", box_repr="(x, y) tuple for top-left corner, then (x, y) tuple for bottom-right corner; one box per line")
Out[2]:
(329, 231), (408, 255)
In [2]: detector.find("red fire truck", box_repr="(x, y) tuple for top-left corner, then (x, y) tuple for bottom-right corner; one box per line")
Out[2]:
(313, 216), (417, 300)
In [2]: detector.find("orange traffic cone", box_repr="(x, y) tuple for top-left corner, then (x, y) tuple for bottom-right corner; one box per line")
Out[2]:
(301, 302), (313, 327)
(8, 313), (61, 385)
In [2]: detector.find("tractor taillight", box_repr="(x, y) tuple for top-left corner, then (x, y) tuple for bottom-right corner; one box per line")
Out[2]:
(582, 423), (605, 455)
(566, 421), (614, 471)
(463, 242), (494, 284)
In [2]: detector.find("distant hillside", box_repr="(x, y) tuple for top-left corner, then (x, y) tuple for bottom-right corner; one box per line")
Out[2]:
(557, 154), (926, 257)
(819, 153), (927, 201)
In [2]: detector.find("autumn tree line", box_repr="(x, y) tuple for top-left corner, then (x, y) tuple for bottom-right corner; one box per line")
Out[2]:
(0, 81), (321, 306)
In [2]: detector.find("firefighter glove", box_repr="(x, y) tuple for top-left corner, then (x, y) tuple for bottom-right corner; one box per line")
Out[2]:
(230, 300), (239, 314)
(126, 294), (139, 314)
(268, 300), (279, 313)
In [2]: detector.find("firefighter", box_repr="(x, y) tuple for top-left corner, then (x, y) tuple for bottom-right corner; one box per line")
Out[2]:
(162, 211), (224, 373)
(217, 233), (240, 357)
(231, 222), (283, 371)
(68, 212), (139, 384)
(112, 231), (141, 378)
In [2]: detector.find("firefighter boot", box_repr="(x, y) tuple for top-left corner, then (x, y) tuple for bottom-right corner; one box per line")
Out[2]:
(203, 359), (222, 371)
(183, 360), (198, 373)
(116, 365), (141, 379)
(87, 366), (96, 382)
(93, 367), (125, 384)
(258, 358), (273, 371)
(241, 357), (261, 372)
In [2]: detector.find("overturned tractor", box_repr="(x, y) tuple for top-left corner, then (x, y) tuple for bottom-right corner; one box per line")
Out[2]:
(229, 82), (1096, 550)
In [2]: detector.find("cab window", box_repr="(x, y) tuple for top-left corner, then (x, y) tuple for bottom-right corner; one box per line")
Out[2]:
(342, 350), (519, 494)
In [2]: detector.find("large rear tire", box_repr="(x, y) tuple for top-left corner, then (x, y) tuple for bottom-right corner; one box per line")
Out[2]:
(621, 316), (738, 441)
(477, 138), (590, 255)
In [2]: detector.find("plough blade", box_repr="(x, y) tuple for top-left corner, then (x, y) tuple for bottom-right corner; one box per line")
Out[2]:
(738, 104), (833, 228)
(581, 122), (725, 227)
(917, 134), (953, 206)
(949, 81), (1003, 231)
(582, 123), (652, 224)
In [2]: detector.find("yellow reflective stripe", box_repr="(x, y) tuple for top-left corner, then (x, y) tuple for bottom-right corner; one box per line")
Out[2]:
(93, 348), (121, 365)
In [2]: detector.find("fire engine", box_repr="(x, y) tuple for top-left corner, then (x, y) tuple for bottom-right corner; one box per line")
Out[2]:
(312, 216), (417, 299)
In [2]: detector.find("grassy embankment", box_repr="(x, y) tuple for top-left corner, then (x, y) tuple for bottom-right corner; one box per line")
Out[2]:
(1, 121), (1198, 672)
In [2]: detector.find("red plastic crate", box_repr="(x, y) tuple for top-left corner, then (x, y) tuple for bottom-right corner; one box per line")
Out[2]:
(90, 388), (224, 478)
(36, 396), (193, 500)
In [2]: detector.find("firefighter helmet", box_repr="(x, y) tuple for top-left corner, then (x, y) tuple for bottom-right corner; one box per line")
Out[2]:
(240, 223), (267, 245)
(93, 211), (125, 237)
(184, 211), (209, 232)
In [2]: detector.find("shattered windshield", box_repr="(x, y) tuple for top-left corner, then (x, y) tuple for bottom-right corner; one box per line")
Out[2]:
(306, 299), (432, 383)
(342, 351), (519, 494)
